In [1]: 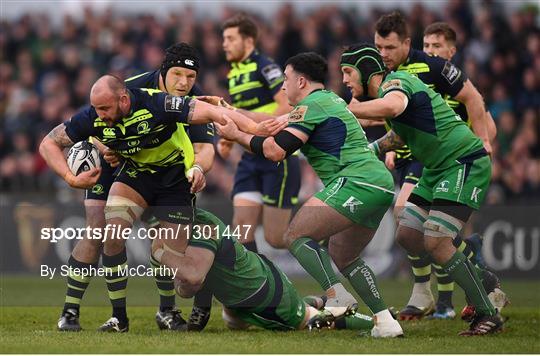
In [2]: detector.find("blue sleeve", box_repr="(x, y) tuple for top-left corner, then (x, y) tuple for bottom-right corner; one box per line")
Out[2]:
(188, 123), (215, 143)
(258, 57), (284, 96)
(430, 56), (467, 97)
(154, 92), (193, 124)
(64, 105), (97, 143)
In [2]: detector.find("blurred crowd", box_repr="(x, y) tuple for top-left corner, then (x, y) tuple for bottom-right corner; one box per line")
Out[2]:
(0, 0), (538, 204)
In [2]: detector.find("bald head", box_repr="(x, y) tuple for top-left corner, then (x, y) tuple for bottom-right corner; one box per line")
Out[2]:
(91, 75), (126, 101)
(90, 75), (130, 126)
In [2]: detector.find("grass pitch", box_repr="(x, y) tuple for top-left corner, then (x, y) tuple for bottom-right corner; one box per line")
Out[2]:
(1, 275), (539, 354)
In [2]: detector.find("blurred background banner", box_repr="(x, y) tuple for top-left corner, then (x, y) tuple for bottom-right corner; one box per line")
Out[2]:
(1, 0), (538, 278)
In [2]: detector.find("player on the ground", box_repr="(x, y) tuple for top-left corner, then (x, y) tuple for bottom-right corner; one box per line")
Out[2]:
(40, 75), (274, 332)
(355, 12), (498, 320)
(422, 22), (507, 320)
(55, 44), (216, 332)
(152, 208), (375, 333)
(219, 14), (301, 252)
(217, 52), (403, 338)
(341, 43), (503, 335)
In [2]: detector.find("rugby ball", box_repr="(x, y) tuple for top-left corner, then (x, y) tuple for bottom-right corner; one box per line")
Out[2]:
(67, 141), (100, 175)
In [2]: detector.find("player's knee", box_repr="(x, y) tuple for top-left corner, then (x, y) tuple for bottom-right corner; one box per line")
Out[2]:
(265, 232), (287, 249)
(104, 195), (144, 226)
(222, 308), (250, 330)
(283, 227), (300, 249)
(397, 202), (428, 233)
(71, 238), (101, 263)
(423, 210), (463, 253)
(328, 249), (355, 271)
(103, 237), (126, 255)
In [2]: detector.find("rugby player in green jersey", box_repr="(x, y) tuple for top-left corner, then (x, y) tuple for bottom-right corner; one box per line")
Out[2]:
(340, 43), (503, 336)
(350, 12), (500, 321)
(422, 22), (507, 321)
(216, 52), (404, 338)
(152, 209), (376, 333)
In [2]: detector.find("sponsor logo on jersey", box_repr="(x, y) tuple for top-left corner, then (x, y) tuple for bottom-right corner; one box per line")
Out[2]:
(261, 64), (283, 84)
(436, 180), (450, 193)
(137, 121), (150, 135)
(380, 79), (403, 92)
(103, 127), (116, 138)
(125, 167), (138, 178)
(128, 140), (140, 147)
(442, 62), (461, 85)
(288, 105), (308, 122)
(91, 184), (104, 195)
(164, 95), (185, 112)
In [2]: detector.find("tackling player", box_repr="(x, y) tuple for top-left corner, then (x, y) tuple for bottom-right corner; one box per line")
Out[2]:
(341, 43), (503, 335)
(219, 14), (301, 252)
(217, 52), (404, 338)
(153, 209), (376, 333)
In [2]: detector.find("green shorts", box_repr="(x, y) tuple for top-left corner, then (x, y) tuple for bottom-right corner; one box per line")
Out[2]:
(314, 177), (394, 229)
(232, 257), (306, 331)
(412, 153), (491, 210)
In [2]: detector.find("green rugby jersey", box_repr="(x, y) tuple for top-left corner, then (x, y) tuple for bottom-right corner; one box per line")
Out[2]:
(394, 49), (470, 163)
(188, 209), (279, 309)
(379, 71), (485, 169)
(287, 89), (392, 188)
(65, 88), (195, 173)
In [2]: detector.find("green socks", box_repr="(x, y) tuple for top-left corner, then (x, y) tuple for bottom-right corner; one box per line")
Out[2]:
(341, 258), (387, 314)
(289, 237), (340, 290)
(442, 251), (495, 316)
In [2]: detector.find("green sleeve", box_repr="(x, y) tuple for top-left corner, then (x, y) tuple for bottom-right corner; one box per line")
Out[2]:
(286, 104), (318, 135)
(379, 73), (414, 99)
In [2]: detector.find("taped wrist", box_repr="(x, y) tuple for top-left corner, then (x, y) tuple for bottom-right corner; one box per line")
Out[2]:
(274, 130), (303, 157)
(249, 136), (267, 156)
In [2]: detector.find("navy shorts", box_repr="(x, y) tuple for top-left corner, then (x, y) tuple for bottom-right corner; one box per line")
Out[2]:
(395, 159), (424, 187)
(85, 156), (115, 201)
(232, 152), (300, 209)
(114, 163), (195, 225)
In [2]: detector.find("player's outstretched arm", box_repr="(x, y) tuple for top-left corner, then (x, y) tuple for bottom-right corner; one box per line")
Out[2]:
(197, 95), (278, 123)
(454, 80), (492, 154)
(217, 117), (307, 162)
(368, 130), (405, 156)
(348, 91), (408, 120)
(193, 97), (286, 135)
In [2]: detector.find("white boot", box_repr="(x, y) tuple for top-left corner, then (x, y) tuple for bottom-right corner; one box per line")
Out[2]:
(371, 309), (404, 338)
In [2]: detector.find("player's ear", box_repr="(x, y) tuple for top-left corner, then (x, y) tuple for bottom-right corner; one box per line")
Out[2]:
(404, 37), (411, 47)
(298, 76), (307, 89)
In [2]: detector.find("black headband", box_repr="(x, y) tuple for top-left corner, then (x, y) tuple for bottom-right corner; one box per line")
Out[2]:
(160, 44), (200, 82)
